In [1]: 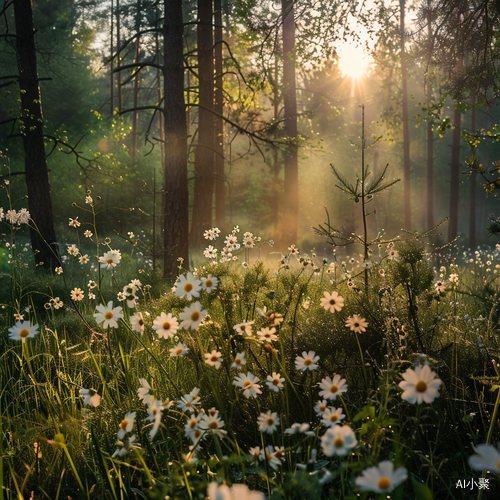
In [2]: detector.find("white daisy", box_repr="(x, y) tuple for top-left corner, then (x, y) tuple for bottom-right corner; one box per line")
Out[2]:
(257, 411), (280, 433)
(94, 301), (123, 329)
(295, 351), (320, 371)
(174, 272), (202, 300)
(179, 302), (207, 330)
(153, 312), (179, 339)
(355, 461), (408, 494)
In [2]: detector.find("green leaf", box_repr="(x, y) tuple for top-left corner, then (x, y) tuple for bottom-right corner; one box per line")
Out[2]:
(411, 474), (433, 500)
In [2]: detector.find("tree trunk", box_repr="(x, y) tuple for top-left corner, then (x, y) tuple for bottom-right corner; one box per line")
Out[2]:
(190, 0), (215, 248)
(469, 97), (476, 249)
(214, 0), (225, 229)
(400, 0), (411, 230)
(448, 104), (461, 241)
(110, 0), (114, 115)
(116, 0), (123, 113)
(282, 0), (298, 245)
(426, 14), (434, 230)
(14, 0), (59, 270)
(131, 0), (141, 163)
(163, 0), (189, 278)
(272, 48), (281, 236)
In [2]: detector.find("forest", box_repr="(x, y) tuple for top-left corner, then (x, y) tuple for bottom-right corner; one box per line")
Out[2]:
(1, 0), (500, 499)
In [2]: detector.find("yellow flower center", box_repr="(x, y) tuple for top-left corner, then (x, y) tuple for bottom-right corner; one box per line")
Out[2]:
(377, 477), (391, 490)
(267, 417), (274, 426)
(19, 328), (30, 338)
(354, 322), (359, 328)
(272, 379), (279, 386)
(206, 279), (212, 287)
(163, 322), (171, 330)
(235, 359), (241, 364)
(107, 258), (113, 265)
(152, 407), (157, 415)
(304, 359), (312, 366)
(330, 415), (338, 422)
(330, 385), (338, 394)
(244, 381), (252, 388)
(119, 419), (129, 430)
(329, 299), (336, 305)
(194, 430), (201, 438)
(210, 355), (218, 362)
(175, 348), (182, 355)
(105, 312), (113, 320)
(334, 437), (344, 448)
(209, 421), (218, 429)
(184, 283), (193, 292)
(191, 311), (200, 321)
(320, 405), (326, 412)
(139, 319), (144, 325)
(416, 381), (427, 393)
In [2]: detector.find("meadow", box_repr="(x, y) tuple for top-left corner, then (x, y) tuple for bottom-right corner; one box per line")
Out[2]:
(1, 191), (500, 500)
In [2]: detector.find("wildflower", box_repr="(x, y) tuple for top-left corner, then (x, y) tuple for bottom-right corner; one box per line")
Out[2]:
(303, 299), (310, 309)
(321, 407), (345, 427)
(203, 245), (218, 259)
(314, 399), (329, 415)
(117, 411), (136, 439)
(55, 267), (63, 274)
(200, 274), (218, 293)
(257, 326), (278, 342)
(207, 482), (265, 500)
(258, 411), (280, 433)
(231, 352), (246, 369)
(79, 254), (89, 264)
(320, 425), (357, 457)
(179, 302), (207, 330)
(84, 230), (93, 238)
(67, 244), (79, 256)
(170, 342), (189, 357)
(266, 372), (285, 392)
(243, 235), (255, 248)
(174, 272), (202, 300)
(260, 445), (282, 469)
(68, 218), (80, 228)
(233, 321), (254, 336)
(85, 195), (93, 204)
(13, 313), (24, 321)
(70, 288), (84, 301)
(288, 244), (299, 254)
(94, 301), (123, 329)
(233, 372), (262, 398)
(112, 435), (140, 458)
(285, 423), (315, 436)
(146, 399), (163, 441)
(318, 374), (348, 400)
(130, 312), (145, 334)
(345, 314), (368, 333)
(449, 273), (459, 284)
(435, 280), (445, 293)
(79, 389), (101, 407)
(468, 443), (500, 472)
(87, 280), (97, 289)
(379, 268), (385, 276)
(295, 351), (320, 371)
(199, 411), (227, 439)
(204, 350), (223, 368)
(355, 461), (408, 494)
(18, 209), (31, 224)
(99, 250), (120, 269)
(153, 312), (179, 339)
(8, 321), (39, 341)
(387, 249), (399, 260)
(178, 388), (201, 413)
(249, 446), (260, 461)
(184, 414), (204, 443)
(399, 365), (442, 404)
(88, 292), (96, 300)
(137, 379), (154, 405)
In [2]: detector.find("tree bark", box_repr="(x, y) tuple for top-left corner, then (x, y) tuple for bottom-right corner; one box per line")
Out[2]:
(400, 0), (411, 230)
(14, 0), (59, 270)
(116, 0), (123, 113)
(426, 13), (434, 230)
(469, 97), (476, 249)
(131, 0), (141, 163)
(214, 0), (225, 229)
(282, 0), (298, 245)
(190, 0), (215, 248)
(110, 0), (114, 115)
(163, 0), (189, 278)
(448, 104), (461, 241)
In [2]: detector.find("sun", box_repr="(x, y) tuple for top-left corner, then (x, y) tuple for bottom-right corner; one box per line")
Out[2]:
(337, 44), (371, 79)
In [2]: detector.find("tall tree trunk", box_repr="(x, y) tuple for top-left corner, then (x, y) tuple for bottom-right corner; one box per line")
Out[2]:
(469, 96), (477, 249)
(214, 0), (225, 229)
(400, 0), (411, 229)
(131, 0), (141, 163)
(163, 0), (189, 278)
(448, 104), (461, 240)
(190, 0), (215, 248)
(110, 0), (114, 115)
(116, 0), (122, 113)
(14, 0), (59, 269)
(426, 13), (434, 230)
(272, 48), (280, 236)
(282, 0), (298, 245)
